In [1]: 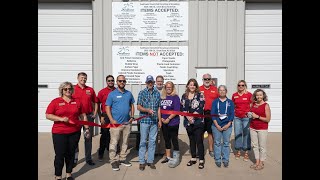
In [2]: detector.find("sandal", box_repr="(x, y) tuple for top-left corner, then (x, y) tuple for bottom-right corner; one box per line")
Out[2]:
(187, 160), (197, 166)
(250, 164), (258, 169)
(243, 152), (249, 162)
(235, 151), (241, 160)
(198, 162), (204, 169)
(255, 163), (264, 170)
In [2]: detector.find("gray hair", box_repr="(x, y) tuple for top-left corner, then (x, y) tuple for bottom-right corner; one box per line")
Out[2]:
(58, 81), (74, 97)
(202, 73), (212, 78)
(218, 85), (228, 92)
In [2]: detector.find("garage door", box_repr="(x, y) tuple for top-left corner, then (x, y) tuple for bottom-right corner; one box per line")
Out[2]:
(38, 3), (92, 132)
(245, 3), (282, 132)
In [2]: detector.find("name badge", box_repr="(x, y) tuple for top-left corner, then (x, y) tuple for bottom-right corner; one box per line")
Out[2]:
(234, 96), (239, 98)
(71, 102), (76, 104)
(243, 98), (247, 100)
(211, 91), (215, 93)
(116, 96), (122, 98)
(59, 103), (65, 106)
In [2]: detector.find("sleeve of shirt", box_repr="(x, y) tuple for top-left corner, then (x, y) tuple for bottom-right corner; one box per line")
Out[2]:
(195, 92), (205, 114)
(180, 94), (185, 112)
(174, 95), (181, 111)
(130, 92), (135, 104)
(91, 89), (98, 103)
(97, 90), (103, 103)
(228, 100), (235, 122)
(46, 99), (57, 114)
(211, 100), (218, 121)
(232, 93), (235, 102)
(106, 92), (113, 106)
(136, 91), (143, 105)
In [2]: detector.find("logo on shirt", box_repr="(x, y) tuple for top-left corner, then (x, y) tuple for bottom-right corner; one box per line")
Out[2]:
(59, 103), (65, 106)
(86, 90), (91, 95)
(243, 98), (247, 100)
(234, 96), (239, 98)
(211, 91), (216, 93)
(71, 102), (77, 104)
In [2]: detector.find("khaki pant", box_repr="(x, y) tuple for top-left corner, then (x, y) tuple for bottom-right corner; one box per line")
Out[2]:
(250, 128), (268, 161)
(109, 124), (131, 163)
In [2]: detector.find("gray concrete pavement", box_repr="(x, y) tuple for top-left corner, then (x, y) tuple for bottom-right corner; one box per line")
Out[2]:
(38, 132), (281, 180)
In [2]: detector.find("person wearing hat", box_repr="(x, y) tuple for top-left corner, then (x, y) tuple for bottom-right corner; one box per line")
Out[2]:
(137, 75), (161, 171)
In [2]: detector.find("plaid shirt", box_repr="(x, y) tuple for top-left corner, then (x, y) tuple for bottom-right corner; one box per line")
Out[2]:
(137, 87), (161, 124)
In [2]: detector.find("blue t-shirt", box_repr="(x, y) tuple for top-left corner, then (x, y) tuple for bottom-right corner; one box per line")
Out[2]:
(160, 95), (181, 126)
(211, 98), (234, 127)
(106, 88), (135, 124)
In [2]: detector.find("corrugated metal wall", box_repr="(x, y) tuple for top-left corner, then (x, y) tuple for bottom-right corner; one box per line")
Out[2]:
(92, 0), (245, 133)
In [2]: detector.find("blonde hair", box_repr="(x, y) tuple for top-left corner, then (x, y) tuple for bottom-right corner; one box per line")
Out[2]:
(161, 81), (177, 99)
(58, 81), (74, 97)
(237, 80), (248, 93)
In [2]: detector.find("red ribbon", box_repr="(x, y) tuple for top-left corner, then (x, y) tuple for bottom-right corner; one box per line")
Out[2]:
(67, 110), (218, 129)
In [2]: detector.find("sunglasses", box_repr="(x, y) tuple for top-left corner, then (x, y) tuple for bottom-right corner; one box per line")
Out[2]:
(107, 79), (114, 82)
(63, 88), (72, 91)
(238, 85), (245, 87)
(118, 80), (127, 83)
(203, 78), (211, 81)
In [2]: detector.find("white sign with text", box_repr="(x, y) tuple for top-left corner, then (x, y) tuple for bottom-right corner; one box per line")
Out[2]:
(112, 46), (188, 84)
(112, 2), (188, 41)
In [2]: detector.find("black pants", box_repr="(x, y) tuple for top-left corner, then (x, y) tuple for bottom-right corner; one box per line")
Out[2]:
(203, 110), (213, 134)
(161, 124), (179, 151)
(52, 131), (81, 176)
(98, 113), (111, 157)
(186, 123), (205, 160)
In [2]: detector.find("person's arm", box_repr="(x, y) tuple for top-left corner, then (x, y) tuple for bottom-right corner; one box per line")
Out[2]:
(258, 103), (271, 123)
(106, 106), (117, 124)
(158, 108), (162, 128)
(129, 103), (135, 123)
(46, 114), (69, 123)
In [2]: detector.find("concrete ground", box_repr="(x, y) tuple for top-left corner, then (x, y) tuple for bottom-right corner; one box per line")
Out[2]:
(38, 132), (282, 180)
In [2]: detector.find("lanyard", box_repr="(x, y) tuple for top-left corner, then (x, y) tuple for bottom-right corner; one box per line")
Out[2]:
(217, 100), (228, 116)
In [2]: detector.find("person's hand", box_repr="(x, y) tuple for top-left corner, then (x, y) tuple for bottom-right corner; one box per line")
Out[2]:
(84, 128), (91, 139)
(216, 125), (223, 132)
(252, 112), (259, 119)
(61, 117), (69, 123)
(129, 117), (135, 124)
(163, 118), (170, 124)
(222, 124), (230, 130)
(148, 108), (154, 115)
(110, 119), (117, 124)
(158, 121), (162, 128)
(91, 114), (97, 119)
(100, 117), (106, 125)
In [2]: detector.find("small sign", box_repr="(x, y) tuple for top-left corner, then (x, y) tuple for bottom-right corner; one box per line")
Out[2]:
(251, 84), (270, 89)
(38, 84), (48, 88)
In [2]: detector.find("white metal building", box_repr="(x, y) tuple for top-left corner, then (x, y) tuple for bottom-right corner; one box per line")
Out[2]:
(38, 0), (282, 133)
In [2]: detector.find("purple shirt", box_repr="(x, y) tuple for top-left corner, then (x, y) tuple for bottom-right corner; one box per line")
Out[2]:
(160, 95), (181, 126)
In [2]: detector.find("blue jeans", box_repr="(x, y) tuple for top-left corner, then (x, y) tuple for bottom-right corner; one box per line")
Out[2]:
(139, 123), (158, 164)
(234, 117), (251, 151)
(211, 124), (232, 163)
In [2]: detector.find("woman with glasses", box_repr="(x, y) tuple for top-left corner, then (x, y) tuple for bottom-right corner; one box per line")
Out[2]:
(181, 78), (205, 169)
(232, 80), (253, 162)
(46, 81), (90, 180)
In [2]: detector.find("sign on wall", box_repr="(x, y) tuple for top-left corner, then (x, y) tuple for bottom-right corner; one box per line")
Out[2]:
(112, 2), (188, 41)
(112, 46), (188, 84)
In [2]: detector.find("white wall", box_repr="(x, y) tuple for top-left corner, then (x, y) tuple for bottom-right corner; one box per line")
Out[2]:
(245, 3), (282, 132)
(38, 3), (93, 132)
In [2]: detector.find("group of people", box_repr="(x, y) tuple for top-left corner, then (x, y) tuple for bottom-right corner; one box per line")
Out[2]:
(45, 72), (271, 180)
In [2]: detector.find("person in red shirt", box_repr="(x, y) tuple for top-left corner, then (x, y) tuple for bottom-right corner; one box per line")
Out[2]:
(199, 73), (218, 157)
(46, 81), (90, 180)
(249, 89), (271, 170)
(72, 72), (98, 166)
(97, 75), (116, 161)
(232, 80), (253, 162)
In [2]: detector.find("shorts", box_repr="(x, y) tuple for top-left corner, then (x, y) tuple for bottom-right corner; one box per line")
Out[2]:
(203, 110), (213, 134)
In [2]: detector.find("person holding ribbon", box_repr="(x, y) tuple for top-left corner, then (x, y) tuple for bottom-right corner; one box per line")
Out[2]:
(46, 81), (90, 180)
(158, 81), (181, 168)
(106, 75), (135, 171)
(232, 80), (253, 161)
(211, 85), (235, 168)
(137, 75), (161, 171)
(181, 78), (206, 169)
(249, 89), (271, 170)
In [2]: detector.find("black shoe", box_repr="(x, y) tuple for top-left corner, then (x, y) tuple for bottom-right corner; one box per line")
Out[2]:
(86, 160), (95, 166)
(111, 161), (120, 171)
(215, 162), (221, 167)
(66, 177), (74, 180)
(161, 157), (170, 163)
(119, 160), (132, 167)
(223, 162), (229, 167)
(147, 163), (156, 169)
(139, 163), (146, 171)
(187, 160), (197, 166)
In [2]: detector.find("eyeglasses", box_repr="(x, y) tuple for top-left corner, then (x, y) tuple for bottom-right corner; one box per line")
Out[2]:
(203, 78), (211, 81)
(238, 85), (245, 87)
(107, 79), (114, 82)
(118, 80), (126, 83)
(63, 88), (72, 91)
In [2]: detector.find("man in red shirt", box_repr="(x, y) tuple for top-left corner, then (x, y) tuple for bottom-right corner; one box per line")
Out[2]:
(72, 72), (98, 166)
(97, 75), (116, 161)
(199, 73), (219, 157)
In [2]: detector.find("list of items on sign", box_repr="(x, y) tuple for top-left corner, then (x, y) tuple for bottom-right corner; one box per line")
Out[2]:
(112, 46), (188, 84)
(112, 2), (188, 41)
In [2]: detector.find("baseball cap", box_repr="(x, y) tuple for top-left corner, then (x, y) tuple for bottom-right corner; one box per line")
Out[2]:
(145, 75), (155, 83)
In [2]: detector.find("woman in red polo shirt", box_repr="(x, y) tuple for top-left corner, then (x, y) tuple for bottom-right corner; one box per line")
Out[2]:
(249, 89), (271, 170)
(232, 80), (252, 161)
(46, 81), (90, 180)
